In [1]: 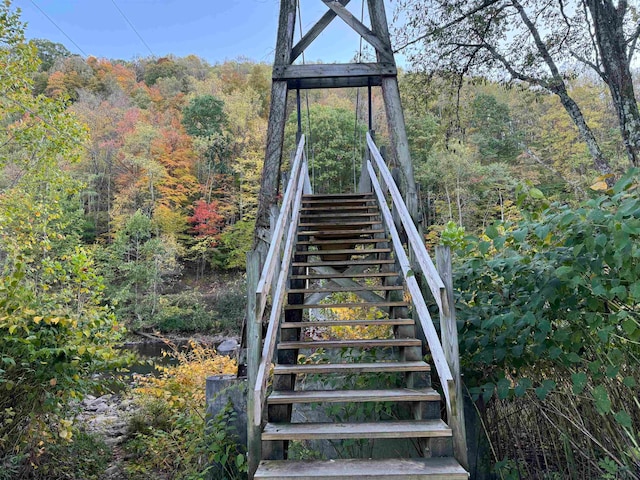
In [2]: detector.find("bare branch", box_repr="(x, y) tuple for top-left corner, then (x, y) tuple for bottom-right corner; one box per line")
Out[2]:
(394, 0), (504, 53)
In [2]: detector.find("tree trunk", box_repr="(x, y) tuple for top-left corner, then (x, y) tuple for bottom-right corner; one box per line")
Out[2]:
(586, 0), (640, 168)
(552, 85), (612, 174)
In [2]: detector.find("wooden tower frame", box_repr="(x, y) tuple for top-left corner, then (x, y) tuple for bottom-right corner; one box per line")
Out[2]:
(253, 0), (420, 262)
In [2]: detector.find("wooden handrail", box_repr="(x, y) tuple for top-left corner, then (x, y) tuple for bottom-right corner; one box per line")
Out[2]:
(366, 133), (449, 315)
(255, 136), (307, 322)
(366, 160), (455, 414)
(253, 159), (307, 427)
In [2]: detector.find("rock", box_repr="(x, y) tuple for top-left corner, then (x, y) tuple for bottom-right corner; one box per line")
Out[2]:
(217, 338), (239, 356)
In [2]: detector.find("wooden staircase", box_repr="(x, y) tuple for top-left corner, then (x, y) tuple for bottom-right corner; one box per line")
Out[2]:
(250, 188), (468, 479)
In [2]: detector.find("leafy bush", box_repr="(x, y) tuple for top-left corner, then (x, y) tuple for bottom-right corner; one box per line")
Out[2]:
(152, 291), (218, 333)
(124, 341), (242, 479)
(453, 169), (640, 476)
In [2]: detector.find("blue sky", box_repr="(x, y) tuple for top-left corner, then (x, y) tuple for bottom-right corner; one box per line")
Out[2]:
(15, 0), (398, 65)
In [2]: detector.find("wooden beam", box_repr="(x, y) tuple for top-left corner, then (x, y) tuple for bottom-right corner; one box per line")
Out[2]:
(253, 0), (297, 258)
(246, 250), (261, 478)
(274, 62), (396, 80)
(288, 76), (381, 89)
(290, 0), (351, 63)
(436, 246), (469, 471)
(322, 1), (394, 63)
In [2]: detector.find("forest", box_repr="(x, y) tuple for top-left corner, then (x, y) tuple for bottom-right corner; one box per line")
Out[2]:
(0, 0), (639, 478)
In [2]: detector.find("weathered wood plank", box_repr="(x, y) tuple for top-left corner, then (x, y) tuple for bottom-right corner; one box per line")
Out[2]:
(253, 0), (297, 259)
(280, 318), (413, 329)
(246, 250), (261, 476)
(267, 388), (440, 405)
(253, 164), (306, 427)
(262, 419), (451, 440)
(437, 246), (468, 471)
(289, 301), (407, 310)
(298, 220), (380, 227)
(290, 271), (398, 280)
(367, 134), (446, 312)
(255, 457), (468, 479)
(273, 361), (430, 375)
(367, 160), (455, 412)
(298, 228), (385, 236)
(256, 136), (306, 320)
(278, 338), (421, 350)
(293, 248), (391, 257)
(292, 259), (395, 268)
(287, 284), (401, 294)
(274, 63), (396, 81)
(296, 238), (387, 245)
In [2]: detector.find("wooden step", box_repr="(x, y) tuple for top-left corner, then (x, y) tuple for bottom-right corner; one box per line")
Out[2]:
(280, 319), (413, 329)
(267, 388), (440, 405)
(287, 285), (402, 294)
(277, 338), (421, 350)
(285, 301), (408, 310)
(302, 198), (377, 205)
(273, 361), (430, 376)
(298, 221), (381, 228)
(300, 212), (380, 219)
(292, 259), (395, 268)
(262, 419), (451, 441)
(301, 205), (377, 212)
(297, 238), (388, 246)
(298, 229), (386, 237)
(255, 457), (468, 480)
(290, 271), (399, 280)
(294, 248), (391, 256)
(303, 193), (373, 199)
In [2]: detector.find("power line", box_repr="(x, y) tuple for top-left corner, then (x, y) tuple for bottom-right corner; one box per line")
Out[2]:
(110, 0), (155, 57)
(29, 0), (88, 57)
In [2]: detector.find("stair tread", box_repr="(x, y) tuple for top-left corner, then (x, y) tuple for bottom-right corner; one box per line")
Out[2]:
(255, 457), (468, 479)
(301, 205), (378, 211)
(280, 319), (413, 328)
(295, 248), (391, 256)
(299, 229), (386, 236)
(303, 193), (374, 198)
(277, 339), (421, 349)
(267, 387), (441, 404)
(286, 301), (408, 310)
(299, 221), (381, 227)
(262, 419), (451, 440)
(290, 272), (398, 280)
(273, 361), (430, 375)
(302, 199), (377, 205)
(287, 285), (402, 294)
(300, 212), (380, 218)
(297, 238), (389, 245)
(292, 259), (396, 267)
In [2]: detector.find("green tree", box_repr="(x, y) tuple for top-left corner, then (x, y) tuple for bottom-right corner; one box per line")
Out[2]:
(469, 93), (521, 163)
(287, 104), (366, 194)
(182, 94), (226, 138)
(32, 38), (71, 71)
(0, 1), (122, 469)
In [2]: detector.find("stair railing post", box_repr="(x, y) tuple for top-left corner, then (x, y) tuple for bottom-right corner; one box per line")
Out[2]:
(246, 249), (262, 478)
(435, 245), (469, 471)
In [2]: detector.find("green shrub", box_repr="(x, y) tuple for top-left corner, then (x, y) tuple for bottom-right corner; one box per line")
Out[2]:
(453, 169), (640, 476)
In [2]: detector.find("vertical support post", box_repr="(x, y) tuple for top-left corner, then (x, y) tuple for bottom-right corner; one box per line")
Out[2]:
(435, 246), (468, 471)
(254, 0), (297, 261)
(367, 0), (420, 227)
(246, 250), (261, 478)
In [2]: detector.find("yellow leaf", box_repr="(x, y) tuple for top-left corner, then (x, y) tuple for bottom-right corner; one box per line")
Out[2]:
(33, 316), (43, 324)
(590, 181), (608, 191)
(49, 378), (57, 387)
